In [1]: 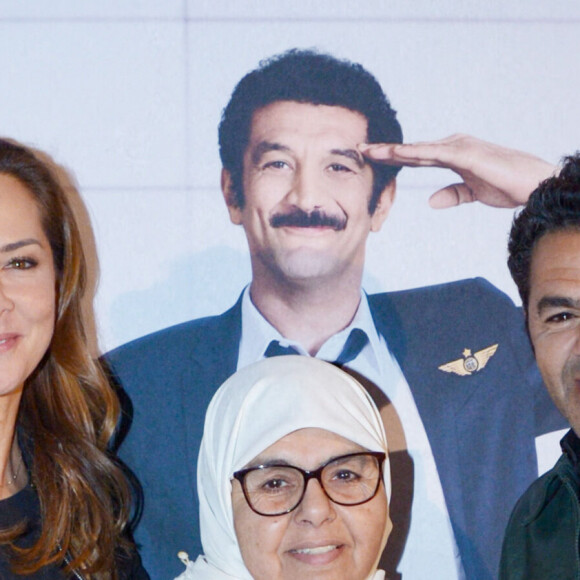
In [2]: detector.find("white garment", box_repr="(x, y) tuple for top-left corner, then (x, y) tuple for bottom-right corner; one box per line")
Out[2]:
(176, 556), (386, 580)
(180, 356), (390, 580)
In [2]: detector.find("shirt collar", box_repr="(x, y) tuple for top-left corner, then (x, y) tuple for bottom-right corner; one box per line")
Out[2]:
(237, 287), (383, 372)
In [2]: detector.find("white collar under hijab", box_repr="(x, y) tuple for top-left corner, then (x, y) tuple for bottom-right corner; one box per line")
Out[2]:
(175, 355), (390, 580)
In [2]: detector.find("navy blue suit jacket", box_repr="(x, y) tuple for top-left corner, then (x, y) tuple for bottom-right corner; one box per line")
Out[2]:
(106, 278), (564, 580)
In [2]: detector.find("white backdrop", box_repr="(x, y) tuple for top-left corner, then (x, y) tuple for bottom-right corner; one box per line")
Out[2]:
(1, 0), (579, 355)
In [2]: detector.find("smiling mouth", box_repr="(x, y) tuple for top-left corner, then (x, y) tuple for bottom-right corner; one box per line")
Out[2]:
(0, 336), (17, 347)
(290, 545), (339, 555)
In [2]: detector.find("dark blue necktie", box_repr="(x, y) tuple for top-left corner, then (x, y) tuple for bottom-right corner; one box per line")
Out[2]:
(263, 341), (300, 357)
(334, 328), (369, 366)
(264, 328), (368, 366)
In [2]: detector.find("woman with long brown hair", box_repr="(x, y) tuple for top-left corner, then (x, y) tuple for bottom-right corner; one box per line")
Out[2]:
(0, 138), (147, 579)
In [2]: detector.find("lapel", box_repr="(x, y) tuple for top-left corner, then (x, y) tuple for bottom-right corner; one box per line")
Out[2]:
(368, 290), (474, 573)
(369, 286), (521, 579)
(182, 296), (243, 488)
(369, 291), (465, 489)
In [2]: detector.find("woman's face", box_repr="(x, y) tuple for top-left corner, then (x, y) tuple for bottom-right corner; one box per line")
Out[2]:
(232, 427), (389, 580)
(0, 174), (56, 399)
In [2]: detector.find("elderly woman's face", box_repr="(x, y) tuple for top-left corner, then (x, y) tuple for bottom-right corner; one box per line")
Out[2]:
(232, 427), (388, 580)
(0, 174), (56, 398)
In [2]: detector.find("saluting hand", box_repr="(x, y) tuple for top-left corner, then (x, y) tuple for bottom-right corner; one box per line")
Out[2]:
(359, 133), (557, 209)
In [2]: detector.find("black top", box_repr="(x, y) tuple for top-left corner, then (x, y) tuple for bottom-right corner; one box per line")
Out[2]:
(0, 484), (67, 579)
(561, 429), (580, 491)
(0, 484), (149, 580)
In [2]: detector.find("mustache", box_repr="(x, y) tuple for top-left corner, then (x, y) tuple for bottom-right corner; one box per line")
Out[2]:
(270, 208), (347, 231)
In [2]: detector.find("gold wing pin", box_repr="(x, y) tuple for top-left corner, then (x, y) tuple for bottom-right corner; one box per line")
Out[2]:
(438, 344), (498, 376)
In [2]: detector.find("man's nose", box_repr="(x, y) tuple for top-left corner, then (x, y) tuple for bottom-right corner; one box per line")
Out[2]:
(293, 478), (336, 527)
(287, 165), (325, 210)
(573, 324), (580, 354)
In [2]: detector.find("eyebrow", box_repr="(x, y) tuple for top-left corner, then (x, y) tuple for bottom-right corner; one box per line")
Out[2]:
(247, 450), (367, 470)
(330, 148), (366, 169)
(250, 142), (366, 170)
(536, 295), (580, 315)
(247, 457), (292, 469)
(251, 141), (291, 166)
(0, 239), (42, 253)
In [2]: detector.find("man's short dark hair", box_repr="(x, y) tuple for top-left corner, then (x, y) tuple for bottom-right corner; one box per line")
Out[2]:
(508, 152), (580, 313)
(218, 49), (403, 213)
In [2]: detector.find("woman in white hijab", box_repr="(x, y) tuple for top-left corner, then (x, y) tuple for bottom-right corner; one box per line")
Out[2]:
(176, 355), (391, 580)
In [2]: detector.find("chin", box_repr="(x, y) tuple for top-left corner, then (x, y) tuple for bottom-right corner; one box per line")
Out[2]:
(276, 253), (341, 282)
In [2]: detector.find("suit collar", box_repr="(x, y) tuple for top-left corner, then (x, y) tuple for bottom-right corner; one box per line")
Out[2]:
(182, 295), (243, 485)
(369, 291), (470, 568)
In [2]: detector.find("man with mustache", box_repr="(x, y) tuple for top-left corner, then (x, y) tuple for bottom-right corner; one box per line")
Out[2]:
(269, 207), (347, 230)
(499, 154), (580, 579)
(106, 50), (564, 579)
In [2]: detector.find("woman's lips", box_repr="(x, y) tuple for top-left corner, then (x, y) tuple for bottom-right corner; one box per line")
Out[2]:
(287, 543), (344, 565)
(0, 334), (19, 352)
(292, 545), (338, 555)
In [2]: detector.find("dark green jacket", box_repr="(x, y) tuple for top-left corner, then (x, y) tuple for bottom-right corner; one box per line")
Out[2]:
(500, 429), (580, 580)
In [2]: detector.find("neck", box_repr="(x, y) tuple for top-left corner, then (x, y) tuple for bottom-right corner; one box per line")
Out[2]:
(249, 271), (363, 355)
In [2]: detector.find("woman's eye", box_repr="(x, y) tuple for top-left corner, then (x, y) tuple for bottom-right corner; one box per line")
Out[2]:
(265, 479), (284, 488)
(333, 469), (360, 482)
(261, 478), (291, 492)
(5, 257), (37, 270)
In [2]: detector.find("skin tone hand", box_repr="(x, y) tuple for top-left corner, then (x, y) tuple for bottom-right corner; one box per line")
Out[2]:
(359, 134), (557, 209)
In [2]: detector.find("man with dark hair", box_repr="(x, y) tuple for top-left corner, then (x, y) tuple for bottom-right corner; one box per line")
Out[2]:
(107, 50), (564, 579)
(500, 154), (580, 579)
(218, 49), (403, 212)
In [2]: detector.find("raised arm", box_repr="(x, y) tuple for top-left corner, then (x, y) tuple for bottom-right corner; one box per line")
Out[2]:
(360, 134), (557, 209)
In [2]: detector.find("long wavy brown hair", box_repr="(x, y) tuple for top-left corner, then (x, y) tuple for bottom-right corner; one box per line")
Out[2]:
(0, 138), (133, 579)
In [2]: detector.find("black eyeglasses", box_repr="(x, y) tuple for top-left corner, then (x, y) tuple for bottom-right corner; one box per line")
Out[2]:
(232, 451), (385, 517)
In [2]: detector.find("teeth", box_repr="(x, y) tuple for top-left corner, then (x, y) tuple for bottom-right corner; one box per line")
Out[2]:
(293, 545), (337, 555)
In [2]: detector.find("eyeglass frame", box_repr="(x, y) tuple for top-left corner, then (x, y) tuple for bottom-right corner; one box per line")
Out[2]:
(232, 451), (386, 517)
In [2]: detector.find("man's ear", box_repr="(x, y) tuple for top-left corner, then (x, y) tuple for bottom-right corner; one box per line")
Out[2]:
(221, 168), (243, 225)
(370, 179), (396, 232)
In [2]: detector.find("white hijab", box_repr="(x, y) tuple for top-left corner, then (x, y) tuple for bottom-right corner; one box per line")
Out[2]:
(176, 356), (390, 580)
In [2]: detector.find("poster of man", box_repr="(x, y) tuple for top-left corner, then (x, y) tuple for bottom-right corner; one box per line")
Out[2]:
(0, 2), (578, 579)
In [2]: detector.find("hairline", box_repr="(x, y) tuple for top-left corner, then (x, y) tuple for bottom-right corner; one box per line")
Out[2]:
(525, 225), (580, 313)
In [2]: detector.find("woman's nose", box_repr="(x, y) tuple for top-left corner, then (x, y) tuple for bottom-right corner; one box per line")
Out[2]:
(293, 478), (336, 527)
(0, 281), (15, 314)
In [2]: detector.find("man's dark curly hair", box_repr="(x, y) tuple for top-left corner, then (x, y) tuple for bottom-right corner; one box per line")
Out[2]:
(508, 152), (580, 314)
(218, 48), (403, 213)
